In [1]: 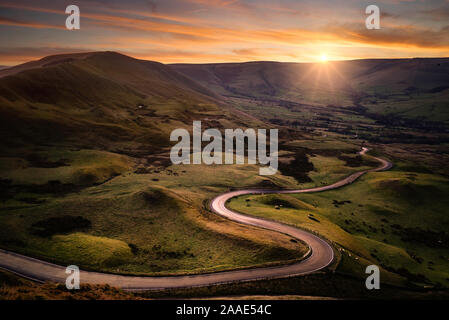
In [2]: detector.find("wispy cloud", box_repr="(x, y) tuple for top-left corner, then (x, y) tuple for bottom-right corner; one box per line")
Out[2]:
(0, 16), (64, 29)
(0, 0), (448, 65)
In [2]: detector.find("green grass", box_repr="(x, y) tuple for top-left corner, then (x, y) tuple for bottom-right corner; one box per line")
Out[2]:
(283, 138), (357, 151)
(363, 90), (449, 121)
(0, 139), (380, 277)
(1, 53), (448, 299)
(0, 149), (133, 185)
(228, 168), (449, 287)
(278, 138), (377, 188)
(306, 155), (372, 188)
(44, 233), (134, 269)
(0, 150), (313, 275)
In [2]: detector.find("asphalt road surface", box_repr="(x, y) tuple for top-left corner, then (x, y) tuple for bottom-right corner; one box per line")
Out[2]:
(0, 148), (392, 290)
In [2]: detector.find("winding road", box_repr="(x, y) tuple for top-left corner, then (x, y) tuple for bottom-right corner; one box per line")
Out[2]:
(0, 148), (392, 291)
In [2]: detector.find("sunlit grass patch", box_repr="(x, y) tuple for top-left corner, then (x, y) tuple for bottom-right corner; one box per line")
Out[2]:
(228, 169), (449, 287)
(48, 233), (134, 268)
(0, 149), (133, 186)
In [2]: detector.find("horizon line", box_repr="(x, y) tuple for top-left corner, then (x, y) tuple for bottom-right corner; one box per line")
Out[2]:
(2, 50), (449, 68)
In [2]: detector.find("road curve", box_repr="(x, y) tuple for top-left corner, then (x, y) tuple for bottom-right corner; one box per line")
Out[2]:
(0, 148), (392, 291)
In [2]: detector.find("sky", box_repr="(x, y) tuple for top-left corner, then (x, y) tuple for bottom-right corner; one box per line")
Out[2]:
(0, 0), (448, 66)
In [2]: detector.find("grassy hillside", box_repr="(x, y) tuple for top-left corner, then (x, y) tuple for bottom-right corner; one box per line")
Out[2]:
(0, 153), (312, 275)
(228, 157), (449, 288)
(1, 52), (448, 299)
(0, 52), (259, 156)
(172, 58), (449, 119)
(0, 52), (310, 277)
(173, 59), (449, 169)
(0, 133), (367, 276)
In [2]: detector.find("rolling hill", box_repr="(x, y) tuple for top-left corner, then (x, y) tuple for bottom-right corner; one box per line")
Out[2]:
(0, 53), (311, 283)
(172, 58), (449, 121)
(0, 52), (252, 156)
(1, 52), (449, 297)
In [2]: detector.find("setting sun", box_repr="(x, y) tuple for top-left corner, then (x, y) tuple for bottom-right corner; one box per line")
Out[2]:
(1, 0), (449, 304)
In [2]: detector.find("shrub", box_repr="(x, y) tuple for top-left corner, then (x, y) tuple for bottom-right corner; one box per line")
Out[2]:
(30, 216), (91, 237)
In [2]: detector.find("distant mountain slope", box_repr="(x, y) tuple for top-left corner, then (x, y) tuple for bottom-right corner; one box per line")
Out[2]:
(0, 52), (250, 155)
(172, 58), (449, 120)
(0, 51), (219, 105)
(172, 61), (321, 98)
(0, 52), (94, 78)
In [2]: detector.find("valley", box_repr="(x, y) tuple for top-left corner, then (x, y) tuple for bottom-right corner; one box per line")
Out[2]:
(0, 52), (448, 299)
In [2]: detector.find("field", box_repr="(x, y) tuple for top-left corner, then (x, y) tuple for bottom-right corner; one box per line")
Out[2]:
(0, 148), (314, 275)
(1, 53), (449, 299)
(0, 132), (378, 276)
(228, 157), (449, 287)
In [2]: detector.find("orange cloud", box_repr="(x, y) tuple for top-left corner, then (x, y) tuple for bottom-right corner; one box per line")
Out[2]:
(0, 1), (448, 66)
(0, 16), (65, 30)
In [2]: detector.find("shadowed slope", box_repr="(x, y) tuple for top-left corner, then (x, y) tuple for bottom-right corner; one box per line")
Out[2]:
(0, 52), (243, 155)
(172, 58), (449, 120)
